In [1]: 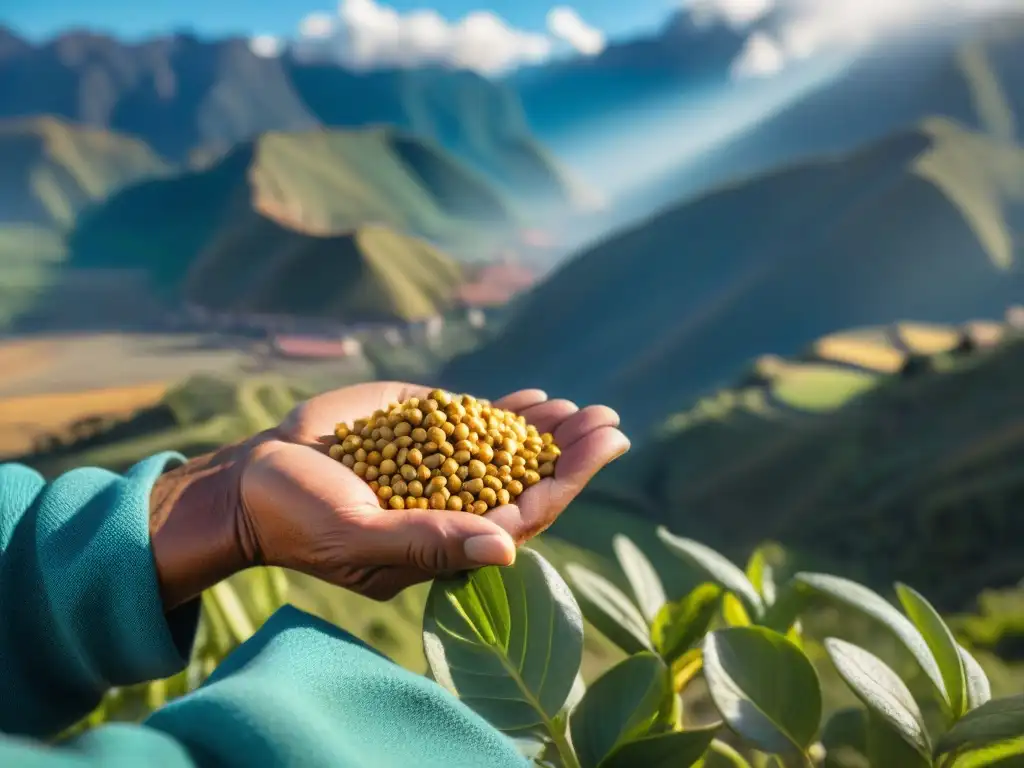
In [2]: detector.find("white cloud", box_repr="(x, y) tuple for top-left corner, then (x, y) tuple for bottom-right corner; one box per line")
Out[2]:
(249, 35), (284, 58)
(547, 7), (607, 56)
(285, 0), (604, 76)
(689, 0), (1020, 79)
(730, 31), (784, 78)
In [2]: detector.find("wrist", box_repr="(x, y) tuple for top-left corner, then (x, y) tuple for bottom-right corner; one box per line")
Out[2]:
(149, 444), (252, 611)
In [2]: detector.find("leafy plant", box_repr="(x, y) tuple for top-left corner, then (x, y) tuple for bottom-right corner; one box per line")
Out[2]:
(427, 535), (1023, 766)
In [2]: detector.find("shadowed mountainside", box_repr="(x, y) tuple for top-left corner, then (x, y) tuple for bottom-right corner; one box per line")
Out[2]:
(443, 119), (1024, 434)
(577, 314), (1024, 610)
(625, 11), (1024, 221)
(0, 28), (574, 207)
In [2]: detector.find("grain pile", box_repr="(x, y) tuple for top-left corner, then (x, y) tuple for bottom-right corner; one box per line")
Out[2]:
(329, 389), (560, 514)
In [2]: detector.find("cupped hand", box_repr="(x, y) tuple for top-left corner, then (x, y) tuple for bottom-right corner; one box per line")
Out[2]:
(238, 381), (630, 601)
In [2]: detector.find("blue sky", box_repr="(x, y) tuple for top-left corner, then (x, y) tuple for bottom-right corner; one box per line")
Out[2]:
(3, 0), (675, 43)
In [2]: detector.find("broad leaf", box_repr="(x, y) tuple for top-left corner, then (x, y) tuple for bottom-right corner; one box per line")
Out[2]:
(944, 737), (1024, 767)
(761, 583), (807, 635)
(702, 626), (822, 757)
(746, 543), (786, 606)
(959, 646), (993, 711)
(600, 724), (720, 768)
(823, 638), (931, 761)
(570, 652), (671, 768)
(565, 671), (587, 715)
(423, 548), (584, 737)
(697, 739), (755, 767)
(794, 573), (948, 707)
(652, 583), (723, 663)
(658, 529), (764, 620)
(935, 695), (1024, 759)
(896, 583), (968, 717)
(613, 534), (667, 623)
(566, 563), (653, 654)
(722, 593), (753, 627)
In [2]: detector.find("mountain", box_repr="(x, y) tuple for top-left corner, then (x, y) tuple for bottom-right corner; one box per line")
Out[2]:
(510, 11), (748, 144)
(0, 116), (170, 232)
(0, 28), (575, 208)
(442, 119), (1024, 434)
(625, 11), (1024, 222)
(579, 314), (1024, 610)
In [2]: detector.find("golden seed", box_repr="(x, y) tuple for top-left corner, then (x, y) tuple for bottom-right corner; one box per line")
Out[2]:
(496, 488), (511, 505)
(353, 461), (368, 477)
(423, 399), (439, 414)
(427, 476), (447, 493)
(448, 475), (463, 492)
(407, 448), (423, 467)
(426, 426), (446, 444)
(406, 408), (424, 426)
(468, 459), (487, 478)
(417, 465), (431, 482)
(335, 424), (350, 440)
(430, 492), (447, 510)
(366, 451), (382, 466)
(538, 450), (559, 463)
(507, 479), (524, 496)
(446, 495), (463, 511)
(381, 444), (397, 460)
(393, 422), (411, 438)
(472, 500), (489, 515)
(459, 491), (475, 507)
(456, 465), (470, 481)
(539, 461), (556, 478)
(378, 486), (393, 501)
(422, 441), (440, 454)
(524, 470), (541, 487)
(464, 478), (485, 495)
(483, 475), (503, 492)
(438, 441), (455, 457)
(479, 487), (498, 507)
(365, 466), (380, 482)
(477, 443), (494, 464)
(328, 444), (345, 460)
(406, 495), (418, 508)
(408, 480), (424, 498)
(399, 464), (417, 482)
(526, 458), (539, 470)
(411, 427), (428, 443)
(380, 458), (397, 476)
(355, 448), (368, 463)
(395, 435), (413, 448)
(392, 479), (409, 496)
(378, 475), (391, 487)
(389, 495), (405, 510)
(453, 450), (472, 464)
(423, 453), (445, 470)
(369, 480), (380, 493)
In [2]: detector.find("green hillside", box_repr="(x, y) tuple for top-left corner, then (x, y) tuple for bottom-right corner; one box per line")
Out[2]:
(443, 118), (1024, 434)
(586, 314), (1024, 610)
(185, 223), (465, 322)
(0, 116), (170, 232)
(69, 127), (517, 286)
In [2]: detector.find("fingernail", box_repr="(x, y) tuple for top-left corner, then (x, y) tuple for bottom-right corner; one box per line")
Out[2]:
(464, 534), (516, 566)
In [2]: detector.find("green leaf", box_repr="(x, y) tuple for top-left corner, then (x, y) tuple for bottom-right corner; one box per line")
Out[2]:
(823, 638), (932, 761)
(613, 534), (668, 623)
(698, 739), (755, 767)
(959, 646), (993, 711)
(794, 573), (948, 707)
(935, 695), (1024, 759)
(746, 543), (786, 606)
(944, 737), (1024, 767)
(702, 626), (822, 756)
(658, 529), (764, 620)
(722, 594), (753, 627)
(570, 652), (672, 768)
(896, 583), (968, 717)
(652, 583), (723, 664)
(866, 710), (932, 768)
(600, 724), (721, 768)
(566, 563), (653, 654)
(760, 583), (807, 635)
(423, 548), (584, 737)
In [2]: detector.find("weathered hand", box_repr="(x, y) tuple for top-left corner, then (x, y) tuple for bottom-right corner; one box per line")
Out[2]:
(150, 381), (629, 609)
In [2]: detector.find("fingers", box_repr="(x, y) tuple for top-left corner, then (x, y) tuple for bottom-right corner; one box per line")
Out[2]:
(485, 424), (630, 542)
(519, 399), (579, 434)
(354, 507), (517, 572)
(493, 389), (548, 413)
(553, 404), (621, 449)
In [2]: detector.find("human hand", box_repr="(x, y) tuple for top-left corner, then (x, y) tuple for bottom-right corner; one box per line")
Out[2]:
(150, 381), (629, 610)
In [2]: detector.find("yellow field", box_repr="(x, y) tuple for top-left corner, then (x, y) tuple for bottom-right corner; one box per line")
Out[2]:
(0, 382), (168, 456)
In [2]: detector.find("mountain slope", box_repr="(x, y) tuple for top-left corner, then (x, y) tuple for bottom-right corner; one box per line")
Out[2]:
(586, 315), (1024, 610)
(0, 116), (170, 231)
(443, 119), (1024, 433)
(626, 12), (1024, 220)
(68, 127), (515, 285)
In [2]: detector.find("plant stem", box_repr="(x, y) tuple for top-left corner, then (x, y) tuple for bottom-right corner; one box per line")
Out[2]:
(548, 725), (581, 768)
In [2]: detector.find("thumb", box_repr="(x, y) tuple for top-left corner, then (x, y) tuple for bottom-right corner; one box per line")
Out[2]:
(355, 507), (518, 573)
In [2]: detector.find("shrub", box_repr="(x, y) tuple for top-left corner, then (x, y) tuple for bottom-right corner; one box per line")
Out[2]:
(423, 534), (1024, 767)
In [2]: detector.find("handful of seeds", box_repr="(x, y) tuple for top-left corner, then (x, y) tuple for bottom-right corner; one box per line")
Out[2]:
(328, 389), (560, 514)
